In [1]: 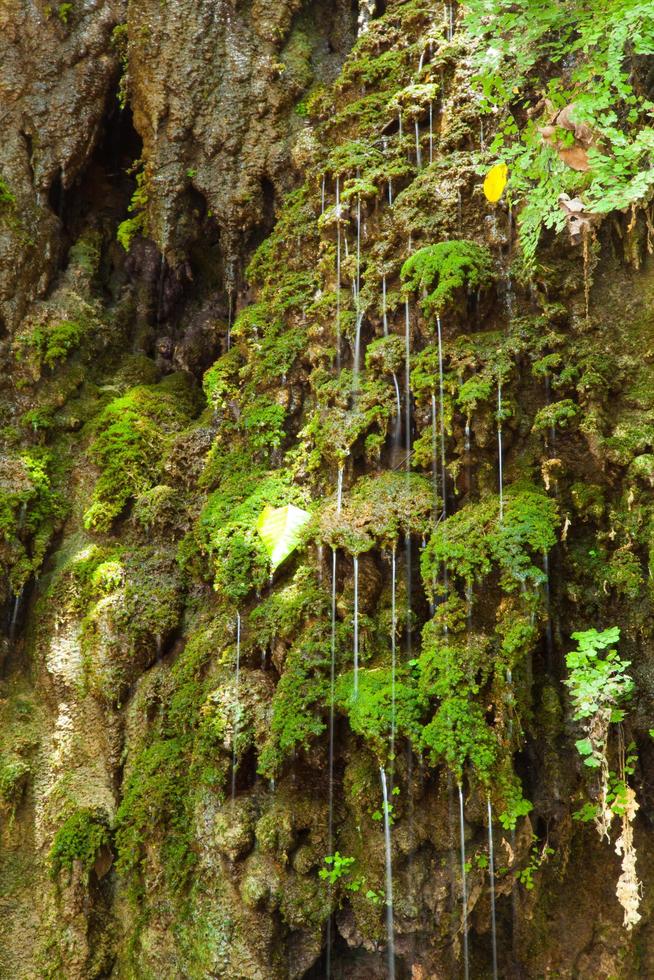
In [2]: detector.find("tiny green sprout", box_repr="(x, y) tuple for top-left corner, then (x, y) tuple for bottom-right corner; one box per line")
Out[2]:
(57, 2), (73, 23)
(319, 851), (356, 886)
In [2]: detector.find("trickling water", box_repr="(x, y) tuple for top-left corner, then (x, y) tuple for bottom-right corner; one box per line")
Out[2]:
(429, 102), (434, 164)
(353, 555), (359, 697)
(405, 300), (412, 459)
(8, 588), (23, 643)
(380, 766), (396, 980)
(390, 548), (397, 764)
(391, 373), (402, 452)
(231, 611), (242, 801)
(464, 418), (472, 493)
(488, 797), (499, 980)
(458, 784), (470, 980)
(321, 174), (326, 215)
(415, 119), (422, 168)
(431, 392), (439, 520)
(326, 547), (338, 980)
(448, 2), (454, 40)
(436, 316), (447, 519)
(404, 299), (413, 654)
(337, 465), (344, 514)
(497, 380), (504, 521)
(381, 277), (388, 338)
(336, 177), (342, 371)
(398, 111), (403, 143)
(356, 193), (362, 306)
(543, 550), (554, 668)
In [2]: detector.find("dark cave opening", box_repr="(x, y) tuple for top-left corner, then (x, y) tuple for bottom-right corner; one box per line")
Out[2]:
(47, 97), (142, 277)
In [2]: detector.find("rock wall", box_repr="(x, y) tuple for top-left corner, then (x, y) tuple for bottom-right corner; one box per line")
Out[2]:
(2, 1), (654, 978)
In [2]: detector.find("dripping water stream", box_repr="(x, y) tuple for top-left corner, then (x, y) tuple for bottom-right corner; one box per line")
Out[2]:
(497, 380), (504, 521)
(353, 555), (359, 696)
(488, 797), (499, 980)
(380, 766), (396, 980)
(231, 611), (242, 801)
(458, 783), (470, 980)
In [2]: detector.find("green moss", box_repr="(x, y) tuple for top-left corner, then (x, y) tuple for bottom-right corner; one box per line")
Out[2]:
(336, 667), (426, 759)
(50, 809), (111, 878)
(117, 167), (149, 251)
(198, 468), (309, 601)
(115, 739), (195, 896)
(0, 757), (30, 809)
(532, 399), (579, 433)
(401, 240), (494, 316)
(258, 622), (330, 778)
(83, 373), (200, 532)
(421, 484), (559, 595)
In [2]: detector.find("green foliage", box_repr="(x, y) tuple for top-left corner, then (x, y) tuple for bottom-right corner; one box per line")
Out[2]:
(532, 399), (579, 433)
(565, 627), (633, 735)
(465, 0), (654, 260)
(57, 2), (73, 24)
(50, 809), (111, 878)
(0, 177), (16, 209)
(418, 632), (499, 781)
(0, 757), (30, 808)
(258, 623), (329, 778)
(517, 838), (554, 891)
(319, 852), (356, 886)
(111, 23), (129, 109)
(198, 469), (309, 601)
(401, 241), (494, 316)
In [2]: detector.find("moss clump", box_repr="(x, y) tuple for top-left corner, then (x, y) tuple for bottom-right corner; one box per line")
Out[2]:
(336, 667), (426, 759)
(421, 484), (559, 594)
(401, 240), (494, 315)
(320, 471), (434, 554)
(0, 757), (30, 809)
(117, 167), (149, 252)
(50, 809), (111, 878)
(115, 739), (195, 896)
(258, 622), (329, 779)
(83, 373), (200, 532)
(197, 469), (310, 601)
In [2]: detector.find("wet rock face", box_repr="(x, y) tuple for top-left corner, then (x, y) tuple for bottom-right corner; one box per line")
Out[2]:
(127, 0), (358, 269)
(0, 0), (125, 331)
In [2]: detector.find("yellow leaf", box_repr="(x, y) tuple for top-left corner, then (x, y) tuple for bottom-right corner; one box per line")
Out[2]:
(256, 504), (311, 570)
(483, 163), (508, 203)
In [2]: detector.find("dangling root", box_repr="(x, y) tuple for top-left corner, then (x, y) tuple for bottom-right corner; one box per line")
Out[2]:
(614, 786), (642, 930)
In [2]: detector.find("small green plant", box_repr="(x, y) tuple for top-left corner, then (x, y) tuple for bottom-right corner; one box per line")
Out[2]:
(57, 2), (73, 23)
(565, 627), (633, 770)
(117, 165), (149, 251)
(517, 837), (554, 891)
(319, 852), (356, 887)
